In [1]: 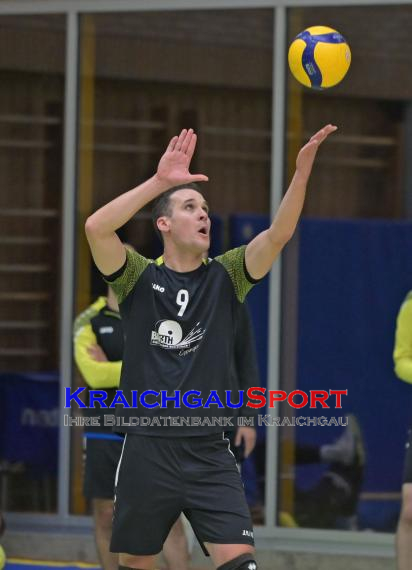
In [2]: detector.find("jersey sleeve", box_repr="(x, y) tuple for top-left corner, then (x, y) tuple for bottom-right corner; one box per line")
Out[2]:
(74, 322), (122, 389)
(215, 245), (260, 302)
(103, 248), (151, 304)
(394, 293), (412, 384)
(234, 304), (260, 420)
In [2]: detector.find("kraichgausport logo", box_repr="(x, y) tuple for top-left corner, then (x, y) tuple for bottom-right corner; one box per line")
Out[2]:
(64, 387), (348, 410)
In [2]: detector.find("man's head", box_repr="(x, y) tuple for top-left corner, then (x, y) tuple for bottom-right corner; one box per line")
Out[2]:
(151, 183), (210, 254)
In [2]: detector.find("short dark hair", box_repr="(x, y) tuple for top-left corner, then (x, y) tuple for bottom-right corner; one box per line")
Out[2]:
(151, 182), (204, 243)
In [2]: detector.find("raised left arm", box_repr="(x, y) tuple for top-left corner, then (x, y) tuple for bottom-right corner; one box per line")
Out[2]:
(245, 124), (337, 280)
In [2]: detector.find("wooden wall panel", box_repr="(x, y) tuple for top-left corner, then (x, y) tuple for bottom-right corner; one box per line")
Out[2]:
(0, 69), (63, 372)
(288, 94), (402, 219)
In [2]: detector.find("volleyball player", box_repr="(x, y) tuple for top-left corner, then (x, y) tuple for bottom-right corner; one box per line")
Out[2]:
(394, 291), (412, 570)
(85, 125), (336, 570)
(74, 287), (190, 570)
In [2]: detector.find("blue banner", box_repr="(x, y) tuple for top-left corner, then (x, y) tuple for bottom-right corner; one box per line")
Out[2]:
(0, 372), (59, 476)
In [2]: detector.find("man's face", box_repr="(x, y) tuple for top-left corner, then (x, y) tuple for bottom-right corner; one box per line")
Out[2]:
(158, 188), (211, 253)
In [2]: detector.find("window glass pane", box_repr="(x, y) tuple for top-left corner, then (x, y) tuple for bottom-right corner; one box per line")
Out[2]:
(0, 15), (65, 513)
(280, 5), (412, 533)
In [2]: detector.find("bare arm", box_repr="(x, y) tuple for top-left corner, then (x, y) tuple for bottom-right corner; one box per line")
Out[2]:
(85, 129), (208, 275)
(245, 124), (337, 280)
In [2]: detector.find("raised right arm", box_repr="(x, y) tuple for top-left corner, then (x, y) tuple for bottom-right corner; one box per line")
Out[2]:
(85, 175), (170, 276)
(85, 129), (208, 275)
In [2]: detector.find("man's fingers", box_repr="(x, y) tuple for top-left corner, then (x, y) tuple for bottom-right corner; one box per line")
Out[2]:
(163, 129), (208, 182)
(301, 140), (319, 155)
(175, 129), (188, 150)
(189, 173), (209, 182)
(167, 135), (179, 152)
(186, 132), (198, 159)
(318, 124), (337, 143)
(244, 429), (257, 457)
(235, 427), (257, 458)
(309, 124), (337, 145)
(180, 128), (194, 154)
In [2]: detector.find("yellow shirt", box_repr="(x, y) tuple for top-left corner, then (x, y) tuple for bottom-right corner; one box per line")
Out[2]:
(394, 291), (412, 384)
(73, 297), (121, 389)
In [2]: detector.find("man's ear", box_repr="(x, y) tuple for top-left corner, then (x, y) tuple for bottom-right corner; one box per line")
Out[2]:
(157, 216), (170, 235)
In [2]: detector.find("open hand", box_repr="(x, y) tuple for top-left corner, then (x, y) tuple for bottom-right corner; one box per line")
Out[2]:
(156, 128), (209, 187)
(296, 124), (337, 180)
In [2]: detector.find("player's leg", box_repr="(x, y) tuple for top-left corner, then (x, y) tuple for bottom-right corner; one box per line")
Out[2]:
(93, 498), (118, 570)
(396, 430), (412, 570)
(184, 435), (258, 570)
(118, 554), (157, 569)
(83, 437), (122, 570)
(206, 543), (257, 569)
(162, 516), (190, 570)
(396, 483), (412, 570)
(111, 435), (184, 569)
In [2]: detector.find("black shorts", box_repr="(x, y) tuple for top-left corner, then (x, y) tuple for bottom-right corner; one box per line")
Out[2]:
(83, 434), (125, 500)
(110, 433), (254, 556)
(403, 430), (412, 484)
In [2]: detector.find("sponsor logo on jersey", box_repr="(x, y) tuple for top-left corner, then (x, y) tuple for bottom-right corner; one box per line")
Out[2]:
(152, 283), (165, 293)
(99, 326), (114, 334)
(150, 319), (205, 352)
(242, 529), (254, 538)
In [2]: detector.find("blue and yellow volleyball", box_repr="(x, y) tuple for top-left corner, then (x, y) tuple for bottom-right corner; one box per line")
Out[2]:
(288, 26), (351, 89)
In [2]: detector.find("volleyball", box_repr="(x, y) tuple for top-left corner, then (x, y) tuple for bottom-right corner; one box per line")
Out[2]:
(288, 26), (351, 89)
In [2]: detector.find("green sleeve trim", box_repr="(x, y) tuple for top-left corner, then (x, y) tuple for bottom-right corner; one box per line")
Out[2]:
(215, 245), (255, 303)
(104, 249), (151, 304)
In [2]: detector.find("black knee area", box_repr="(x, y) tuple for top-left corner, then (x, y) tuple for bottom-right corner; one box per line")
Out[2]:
(217, 553), (258, 570)
(119, 566), (148, 570)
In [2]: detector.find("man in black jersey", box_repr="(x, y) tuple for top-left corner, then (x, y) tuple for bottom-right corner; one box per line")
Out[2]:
(74, 286), (190, 570)
(85, 126), (336, 570)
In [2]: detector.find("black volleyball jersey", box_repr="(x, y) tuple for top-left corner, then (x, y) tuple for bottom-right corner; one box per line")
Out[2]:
(105, 245), (258, 436)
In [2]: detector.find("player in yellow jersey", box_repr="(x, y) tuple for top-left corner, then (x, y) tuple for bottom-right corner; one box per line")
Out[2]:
(394, 291), (412, 570)
(74, 286), (190, 570)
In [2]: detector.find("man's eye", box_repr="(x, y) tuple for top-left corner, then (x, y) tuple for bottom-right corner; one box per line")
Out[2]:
(186, 204), (193, 209)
